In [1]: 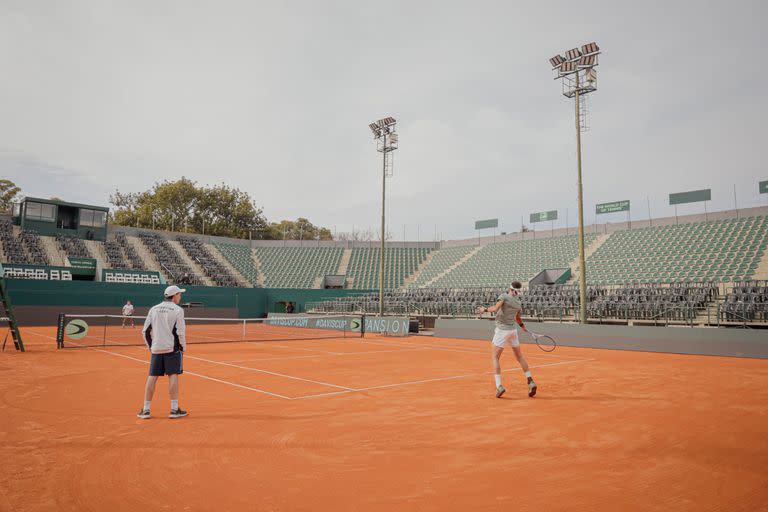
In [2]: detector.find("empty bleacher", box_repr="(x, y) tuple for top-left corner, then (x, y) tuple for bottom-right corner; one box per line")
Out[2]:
(586, 216), (767, 284)
(213, 242), (260, 286)
(409, 245), (476, 287)
(346, 247), (431, 289)
(137, 232), (204, 285)
(56, 234), (94, 260)
(177, 236), (238, 287)
(254, 246), (342, 288)
(720, 280), (768, 323)
(103, 237), (130, 269)
(0, 220), (28, 264)
(21, 230), (50, 265)
(427, 235), (594, 289)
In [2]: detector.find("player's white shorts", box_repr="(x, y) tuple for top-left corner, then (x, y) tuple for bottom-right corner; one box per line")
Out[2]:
(491, 327), (519, 348)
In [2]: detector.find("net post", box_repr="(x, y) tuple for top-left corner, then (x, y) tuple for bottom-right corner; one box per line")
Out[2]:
(56, 313), (65, 349)
(242, 319), (246, 341)
(102, 315), (108, 347)
(360, 314), (366, 338)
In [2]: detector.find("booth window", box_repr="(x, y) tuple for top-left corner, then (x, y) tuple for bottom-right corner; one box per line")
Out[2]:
(80, 209), (106, 228)
(25, 202), (55, 222)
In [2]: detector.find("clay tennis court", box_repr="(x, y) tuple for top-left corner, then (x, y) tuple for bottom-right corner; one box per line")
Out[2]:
(2, 326), (767, 512)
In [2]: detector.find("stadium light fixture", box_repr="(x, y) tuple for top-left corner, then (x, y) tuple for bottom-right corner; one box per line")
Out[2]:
(548, 41), (601, 324)
(564, 48), (582, 61)
(549, 55), (565, 69)
(368, 116), (398, 317)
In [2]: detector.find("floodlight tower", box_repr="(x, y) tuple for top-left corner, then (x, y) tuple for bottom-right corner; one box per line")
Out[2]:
(549, 42), (600, 324)
(368, 117), (398, 317)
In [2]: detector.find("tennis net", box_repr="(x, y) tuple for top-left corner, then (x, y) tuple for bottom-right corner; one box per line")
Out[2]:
(56, 314), (364, 348)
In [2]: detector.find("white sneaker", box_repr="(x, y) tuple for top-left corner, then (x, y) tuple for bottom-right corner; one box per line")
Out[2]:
(495, 385), (506, 398)
(528, 380), (537, 397)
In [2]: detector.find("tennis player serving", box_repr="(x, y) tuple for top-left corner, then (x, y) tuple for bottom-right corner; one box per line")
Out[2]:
(137, 285), (188, 419)
(477, 282), (537, 398)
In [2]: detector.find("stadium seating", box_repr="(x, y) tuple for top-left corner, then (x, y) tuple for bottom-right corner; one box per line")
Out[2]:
(346, 247), (431, 289)
(116, 233), (147, 269)
(0, 222), (50, 266)
(213, 242), (260, 286)
(586, 216), (767, 284)
(425, 234), (594, 289)
(56, 234), (94, 259)
(177, 236), (239, 287)
(409, 245), (476, 287)
(137, 232), (204, 285)
(103, 238), (130, 269)
(720, 280), (768, 323)
(254, 246), (342, 288)
(0, 220), (28, 264)
(308, 282), (720, 323)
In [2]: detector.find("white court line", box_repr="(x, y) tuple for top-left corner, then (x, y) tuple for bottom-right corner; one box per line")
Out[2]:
(291, 358), (595, 400)
(53, 337), (293, 400)
(359, 337), (579, 360)
(183, 354), (356, 391)
(47, 331), (593, 402)
(222, 347), (428, 364)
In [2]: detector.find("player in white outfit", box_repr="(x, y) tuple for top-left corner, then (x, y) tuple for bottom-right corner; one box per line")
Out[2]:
(477, 282), (537, 398)
(121, 300), (135, 328)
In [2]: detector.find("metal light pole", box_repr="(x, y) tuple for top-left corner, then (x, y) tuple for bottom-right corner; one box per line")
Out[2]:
(550, 42), (600, 324)
(368, 117), (398, 317)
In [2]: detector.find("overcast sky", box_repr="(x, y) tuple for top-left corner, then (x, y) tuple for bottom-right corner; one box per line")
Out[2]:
(1, 0), (766, 241)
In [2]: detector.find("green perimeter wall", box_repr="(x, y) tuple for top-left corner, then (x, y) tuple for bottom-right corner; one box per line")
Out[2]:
(5, 279), (371, 324)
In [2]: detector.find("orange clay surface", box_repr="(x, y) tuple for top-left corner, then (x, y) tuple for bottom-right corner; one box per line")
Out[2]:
(2, 326), (767, 512)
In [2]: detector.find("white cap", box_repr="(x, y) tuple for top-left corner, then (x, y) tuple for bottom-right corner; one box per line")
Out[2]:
(164, 285), (186, 298)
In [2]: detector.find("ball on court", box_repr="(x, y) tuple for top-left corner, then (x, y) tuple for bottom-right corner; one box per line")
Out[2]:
(65, 319), (89, 340)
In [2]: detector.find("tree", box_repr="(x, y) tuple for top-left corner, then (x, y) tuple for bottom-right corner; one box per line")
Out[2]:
(109, 178), (330, 240)
(267, 218), (333, 241)
(0, 179), (21, 212)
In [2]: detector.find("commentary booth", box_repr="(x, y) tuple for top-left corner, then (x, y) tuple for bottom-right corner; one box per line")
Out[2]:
(12, 197), (109, 242)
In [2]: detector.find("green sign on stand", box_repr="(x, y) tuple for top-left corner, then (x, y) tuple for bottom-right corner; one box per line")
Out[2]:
(529, 210), (558, 223)
(474, 218), (499, 230)
(669, 189), (711, 205)
(760, 180), (768, 194)
(596, 200), (630, 215)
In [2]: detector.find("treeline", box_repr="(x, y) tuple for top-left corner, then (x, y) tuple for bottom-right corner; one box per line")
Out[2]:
(110, 178), (332, 240)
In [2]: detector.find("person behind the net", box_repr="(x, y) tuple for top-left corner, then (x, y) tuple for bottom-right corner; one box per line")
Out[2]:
(121, 300), (135, 328)
(477, 281), (537, 398)
(137, 285), (188, 419)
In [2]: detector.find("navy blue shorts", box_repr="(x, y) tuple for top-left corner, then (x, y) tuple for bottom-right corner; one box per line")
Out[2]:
(149, 351), (183, 376)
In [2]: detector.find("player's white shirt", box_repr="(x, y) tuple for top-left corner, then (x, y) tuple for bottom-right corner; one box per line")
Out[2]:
(142, 301), (186, 354)
(122, 304), (134, 316)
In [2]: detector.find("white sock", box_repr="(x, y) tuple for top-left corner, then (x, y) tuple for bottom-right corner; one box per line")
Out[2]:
(494, 374), (502, 387)
(143, 400), (151, 411)
(524, 371), (532, 379)
(171, 400), (179, 410)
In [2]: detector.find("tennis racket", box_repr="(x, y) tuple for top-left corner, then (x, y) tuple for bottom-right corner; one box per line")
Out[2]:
(528, 330), (557, 352)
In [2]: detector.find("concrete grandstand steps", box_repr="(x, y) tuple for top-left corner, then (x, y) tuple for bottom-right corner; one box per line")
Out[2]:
(84, 240), (109, 273)
(39, 235), (66, 266)
(127, 235), (167, 279)
(567, 233), (610, 284)
(167, 240), (215, 287)
(337, 249), (352, 275)
(311, 276), (324, 288)
(402, 250), (435, 288)
(421, 245), (482, 288)
(209, 244), (251, 287)
(251, 250), (266, 287)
